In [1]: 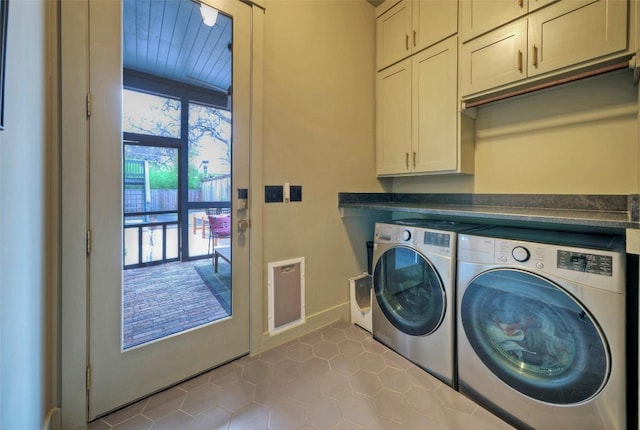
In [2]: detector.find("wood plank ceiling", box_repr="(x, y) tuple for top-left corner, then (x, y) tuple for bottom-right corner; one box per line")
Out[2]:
(123, 0), (232, 95)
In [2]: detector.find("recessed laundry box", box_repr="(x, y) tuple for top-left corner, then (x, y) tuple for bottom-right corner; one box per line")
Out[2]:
(350, 273), (372, 332)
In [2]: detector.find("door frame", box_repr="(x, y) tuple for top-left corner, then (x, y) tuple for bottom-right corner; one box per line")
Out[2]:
(59, 1), (265, 428)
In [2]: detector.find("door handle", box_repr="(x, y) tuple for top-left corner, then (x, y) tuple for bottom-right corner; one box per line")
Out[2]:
(237, 219), (249, 232)
(517, 50), (523, 72)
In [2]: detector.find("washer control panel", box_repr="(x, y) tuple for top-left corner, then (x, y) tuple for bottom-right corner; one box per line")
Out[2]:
(401, 229), (412, 242)
(374, 223), (454, 256)
(557, 250), (613, 276)
(511, 246), (530, 262)
(496, 241), (545, 268)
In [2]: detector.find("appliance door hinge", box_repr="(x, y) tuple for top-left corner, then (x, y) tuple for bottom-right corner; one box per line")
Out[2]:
(86, 229), (92, 255)
(86, 93), (92, 118)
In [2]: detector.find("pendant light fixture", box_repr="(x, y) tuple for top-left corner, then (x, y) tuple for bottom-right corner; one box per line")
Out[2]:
(200, 3), (219, 27)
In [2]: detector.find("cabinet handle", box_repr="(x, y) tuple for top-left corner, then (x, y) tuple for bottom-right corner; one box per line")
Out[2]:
(406, 34), (409, 50)
(413, 152), (417, 167)
(413, 30), (417, 47)
(517, 50), (523, 72)
(532, 45), (538, 68)
(518, 0), (523, 7)
(406, 152), (410, 168)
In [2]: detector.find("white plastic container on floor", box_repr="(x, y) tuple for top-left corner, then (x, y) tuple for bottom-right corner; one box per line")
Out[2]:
(349, 273), (372, 332)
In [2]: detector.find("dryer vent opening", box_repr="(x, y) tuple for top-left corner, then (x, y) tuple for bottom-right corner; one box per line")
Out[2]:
(268, 257), (305, 335)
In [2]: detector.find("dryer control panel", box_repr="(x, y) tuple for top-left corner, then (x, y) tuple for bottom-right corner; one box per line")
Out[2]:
(557, 250), (613, 277)
(458, 233), (625, 293)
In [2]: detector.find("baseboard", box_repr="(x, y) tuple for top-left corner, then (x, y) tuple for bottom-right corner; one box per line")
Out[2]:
(43, 408), (61, 430)
(259, 301), (350, 352)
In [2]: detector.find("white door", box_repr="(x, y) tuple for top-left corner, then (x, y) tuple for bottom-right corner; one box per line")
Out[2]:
(88, 0), (252, 419)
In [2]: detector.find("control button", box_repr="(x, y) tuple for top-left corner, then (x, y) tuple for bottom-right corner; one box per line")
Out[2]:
(536, 262), (544, 269)
(512, 246), (530, 262)
(401, 230), (412, 241)
(499, 256), (508, 262)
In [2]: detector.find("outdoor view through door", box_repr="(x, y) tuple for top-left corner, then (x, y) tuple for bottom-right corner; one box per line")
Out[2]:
(121, 11), (233, 350)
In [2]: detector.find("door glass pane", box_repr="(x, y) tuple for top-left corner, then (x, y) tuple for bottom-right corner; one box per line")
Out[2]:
(188, 103), (231, 203)
(123, 89), (181, 138)
(374, 247), (445, 336)
(187, 102), (232, 258)
(123, 145), (180, 268)
(119, 3), (234, 351)
(461, 269), (608, 404)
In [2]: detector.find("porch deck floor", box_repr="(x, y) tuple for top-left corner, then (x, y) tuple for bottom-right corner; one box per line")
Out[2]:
(123, 258), (230, 349)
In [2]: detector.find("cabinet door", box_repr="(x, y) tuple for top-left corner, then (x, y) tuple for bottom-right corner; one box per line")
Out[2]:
(376, 59), (412, 175)
(528, 0), (627, 77)
(460, 19), (528, 97)
(412, 37), (458, 173)
(377, 0), (412, 70)
(460, 0), (528, 42)
(413, 0), (458, 52)
(529, 0), (557, 12)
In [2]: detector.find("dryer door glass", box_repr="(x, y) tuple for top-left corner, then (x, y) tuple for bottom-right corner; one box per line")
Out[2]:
(460, 269), (609, 405)
(373, 246), (445, 336)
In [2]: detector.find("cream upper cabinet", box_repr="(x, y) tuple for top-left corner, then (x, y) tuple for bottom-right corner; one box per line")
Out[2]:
(460, 19), (528, 96)
(412, 0), (458, 54)
(459, 0), (557, 42)
(377, 37), (470, 175)
(377, 0), (458, 71)
(376, 59), (413, 175)
(412, 37), (458, 172)
(529, 0), (557, 12)
(528, 0), (628, 78)
(377, 0), (412, 71)
(460, 0), (628, 97)
(460, 0), (528, 42)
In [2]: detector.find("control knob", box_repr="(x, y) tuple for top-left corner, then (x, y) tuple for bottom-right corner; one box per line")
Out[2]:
(401, 230), (412, 241)
(512, 246), (530, 262)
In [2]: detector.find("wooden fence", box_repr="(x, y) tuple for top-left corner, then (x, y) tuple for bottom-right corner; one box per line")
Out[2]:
(124, 175), (231, 213)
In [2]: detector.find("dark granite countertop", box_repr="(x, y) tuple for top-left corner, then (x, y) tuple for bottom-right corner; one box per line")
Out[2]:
(338, 193), (640, 232)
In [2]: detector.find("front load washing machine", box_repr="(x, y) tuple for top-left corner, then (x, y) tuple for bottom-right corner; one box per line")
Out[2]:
(372, 219), (482, 387)
(457, 227), (627, 430)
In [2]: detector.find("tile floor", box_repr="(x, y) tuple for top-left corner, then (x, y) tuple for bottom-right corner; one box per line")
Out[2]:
(89, 321), (514, 430)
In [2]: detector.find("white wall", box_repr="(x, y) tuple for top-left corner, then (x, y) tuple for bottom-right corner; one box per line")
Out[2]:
(261, 0), (382, 342)
(0, 0), (53, 428)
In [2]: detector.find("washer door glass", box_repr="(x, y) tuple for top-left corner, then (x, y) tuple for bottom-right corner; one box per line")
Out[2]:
(374, 246), (445, 336)
(461, 269), (609, 405)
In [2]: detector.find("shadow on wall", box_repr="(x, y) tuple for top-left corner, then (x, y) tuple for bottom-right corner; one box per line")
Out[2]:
(340, 213), (391, 277)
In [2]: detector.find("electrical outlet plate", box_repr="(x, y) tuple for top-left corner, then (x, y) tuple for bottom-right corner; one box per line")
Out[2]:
(290, 185), (302, 202)
(265, 185), (283, 203)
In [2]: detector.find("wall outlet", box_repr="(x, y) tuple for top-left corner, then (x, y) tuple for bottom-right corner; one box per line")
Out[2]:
(290, 185), (302, 202)
(265, 185), (284, 203)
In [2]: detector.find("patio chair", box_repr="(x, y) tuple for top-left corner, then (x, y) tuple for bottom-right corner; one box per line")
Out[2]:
(207, 215), (231, 254)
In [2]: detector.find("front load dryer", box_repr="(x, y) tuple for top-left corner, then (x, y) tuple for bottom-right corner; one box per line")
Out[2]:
(457, 227), (627, 430)
(372, 219), (482, 387)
